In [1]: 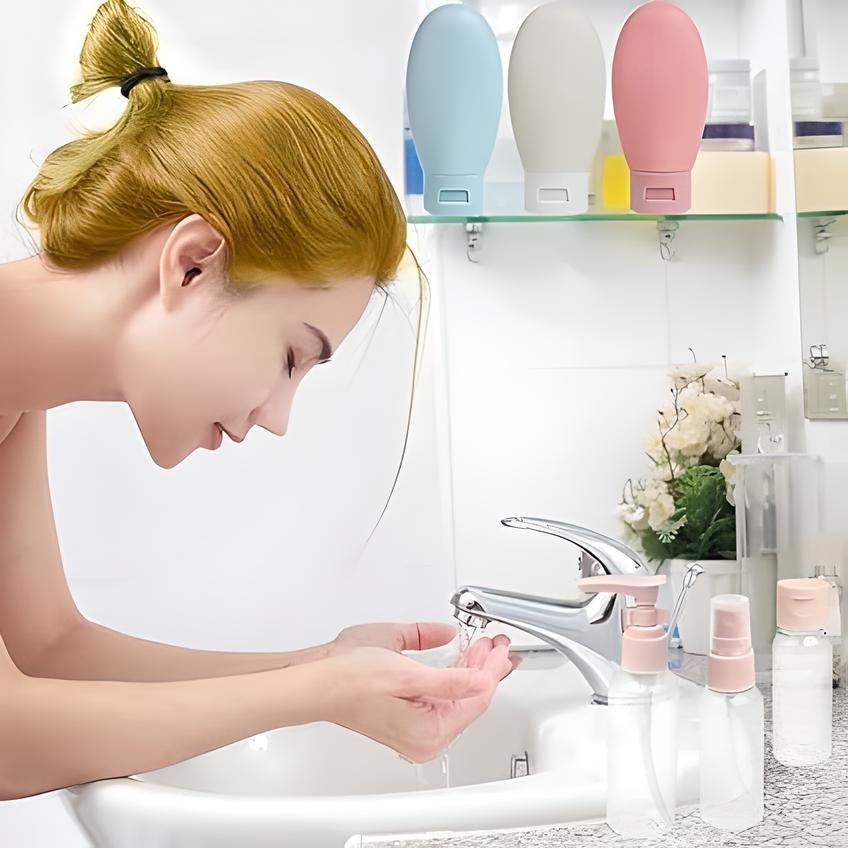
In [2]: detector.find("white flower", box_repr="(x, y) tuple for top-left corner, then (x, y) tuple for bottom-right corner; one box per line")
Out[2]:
(617, 501), (650, 531)
(665, 414), (711, 457)
(670, 362), (714, 391)
(704, 364), (750, 401)
(719, 452), (738, 483)
(648, 492), (676, 530)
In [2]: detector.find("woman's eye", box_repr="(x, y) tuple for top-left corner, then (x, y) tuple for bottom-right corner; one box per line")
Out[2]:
(286, 348), (296, 379)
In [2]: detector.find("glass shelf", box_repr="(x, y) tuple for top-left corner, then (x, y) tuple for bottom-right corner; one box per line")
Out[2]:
(407, 212), (783, 223)
(796, 209), (848, 218)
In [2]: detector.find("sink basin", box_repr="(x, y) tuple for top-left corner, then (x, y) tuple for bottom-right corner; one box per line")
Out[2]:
(61, 648), (702, 848)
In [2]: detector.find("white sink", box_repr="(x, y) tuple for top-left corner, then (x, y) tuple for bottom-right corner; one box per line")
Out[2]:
(61, 650), (703, 848)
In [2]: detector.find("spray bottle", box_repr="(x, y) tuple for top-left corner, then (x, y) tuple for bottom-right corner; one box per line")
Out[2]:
(699, 594), (764, 830)
(577, 574), (678, 837)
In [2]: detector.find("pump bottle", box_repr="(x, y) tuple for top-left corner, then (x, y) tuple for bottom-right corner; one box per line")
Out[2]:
(578, 575), (678, 837)
(699, 594), (764, 831)
(772, 577), (832, 765)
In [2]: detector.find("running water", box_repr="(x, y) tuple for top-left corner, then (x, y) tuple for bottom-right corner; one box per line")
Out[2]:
(412, 620), (479, 790)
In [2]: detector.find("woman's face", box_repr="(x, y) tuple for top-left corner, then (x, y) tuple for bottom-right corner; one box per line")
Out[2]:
(116, 220), (376, 469)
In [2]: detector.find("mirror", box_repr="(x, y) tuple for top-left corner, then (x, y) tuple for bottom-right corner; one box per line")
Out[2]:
(789, 0), (848, 418)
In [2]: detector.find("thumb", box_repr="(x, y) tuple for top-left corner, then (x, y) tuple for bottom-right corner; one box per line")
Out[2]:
(413, 665), (490, 700)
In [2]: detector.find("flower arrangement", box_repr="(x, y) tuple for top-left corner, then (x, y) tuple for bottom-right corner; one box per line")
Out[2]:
(619, 355), (743, 562)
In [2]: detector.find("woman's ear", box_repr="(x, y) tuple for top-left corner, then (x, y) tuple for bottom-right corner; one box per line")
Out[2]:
(158, 214), (229, 310)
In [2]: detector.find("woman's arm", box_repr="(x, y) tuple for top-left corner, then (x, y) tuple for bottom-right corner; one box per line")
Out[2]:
(0, 410), (331, 682)
(0, 628), (337, 802)
(28, 617), (333, 681)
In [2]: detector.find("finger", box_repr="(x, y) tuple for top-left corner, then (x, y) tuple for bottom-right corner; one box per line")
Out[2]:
(410, 622), (459, 651)
(492, 634), (511, 649)
(482, 644), (512, 681)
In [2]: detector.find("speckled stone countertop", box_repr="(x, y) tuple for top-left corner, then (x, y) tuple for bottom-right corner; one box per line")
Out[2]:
(399, 671), (848, 848)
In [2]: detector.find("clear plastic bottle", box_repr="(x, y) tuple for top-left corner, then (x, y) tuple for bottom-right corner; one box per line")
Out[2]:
(699, 595), (764, 831)
(772, 578), (833, 766)
(578, 574), (678, 838)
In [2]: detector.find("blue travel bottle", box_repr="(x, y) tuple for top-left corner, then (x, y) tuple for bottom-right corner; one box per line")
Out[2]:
(405, 4), (502, 216)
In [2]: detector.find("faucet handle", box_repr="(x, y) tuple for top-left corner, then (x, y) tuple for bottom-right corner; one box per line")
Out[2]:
(501, 517), (646, 576)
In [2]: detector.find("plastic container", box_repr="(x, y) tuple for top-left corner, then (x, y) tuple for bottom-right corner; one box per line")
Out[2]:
(790, 57), (823, 121)
(611, 0), (708, 213)
(707, 59), (752, 124)
(699, 594), (764, 831)
(772, 577), (832, 765)
(700, 123), (755, 152)
(508, 2), (605, 213)
(794, 121), (844, 149)
(578, 574), (678, 837)
(405, 4), (502, 216)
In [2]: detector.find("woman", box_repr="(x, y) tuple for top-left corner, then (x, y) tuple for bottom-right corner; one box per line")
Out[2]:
(0, 0), (518, 801)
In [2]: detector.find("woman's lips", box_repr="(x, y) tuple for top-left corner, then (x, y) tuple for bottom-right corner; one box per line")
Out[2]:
(210, 423), (223, 450)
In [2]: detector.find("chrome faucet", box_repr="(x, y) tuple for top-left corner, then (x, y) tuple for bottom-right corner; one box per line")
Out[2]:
(449, 517), (699, 705)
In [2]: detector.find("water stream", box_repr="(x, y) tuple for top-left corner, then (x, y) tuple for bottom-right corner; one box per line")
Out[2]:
(412, 620), (478, 790)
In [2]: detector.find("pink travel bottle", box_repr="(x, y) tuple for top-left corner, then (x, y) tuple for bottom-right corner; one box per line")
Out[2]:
(611, 1), (708, 213)
(699, 594), (764, 831)
(578, 575), (678, 837)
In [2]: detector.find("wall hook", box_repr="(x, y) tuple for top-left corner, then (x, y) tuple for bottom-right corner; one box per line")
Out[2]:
(813, 217), (836, 255)
(466, 222), (483, 262)
(657, 220), (679, 261)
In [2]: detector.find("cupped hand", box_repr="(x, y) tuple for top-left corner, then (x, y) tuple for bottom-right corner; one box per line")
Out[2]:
(329, 621), (521, 675)
(323, 642), (516, 763)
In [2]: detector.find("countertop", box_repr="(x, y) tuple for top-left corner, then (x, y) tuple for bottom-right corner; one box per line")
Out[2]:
(399, 664), (848, 848)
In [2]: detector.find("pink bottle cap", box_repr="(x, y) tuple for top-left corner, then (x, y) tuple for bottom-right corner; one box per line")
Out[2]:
(577, 575), (669, 673)
(776, 577), (830, 631)
(707, 594), (754, 693)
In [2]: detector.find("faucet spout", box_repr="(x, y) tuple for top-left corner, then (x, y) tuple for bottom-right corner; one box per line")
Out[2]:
(449, 517), (655, 705)
(451, 586), (615, 704)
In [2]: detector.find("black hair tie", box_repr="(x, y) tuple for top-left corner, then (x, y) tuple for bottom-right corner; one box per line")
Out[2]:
(120, 66), (168, 98)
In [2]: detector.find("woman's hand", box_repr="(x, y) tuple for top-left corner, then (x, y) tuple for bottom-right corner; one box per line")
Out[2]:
(321, 642), (515, 764)
(328, 621), (521, 676)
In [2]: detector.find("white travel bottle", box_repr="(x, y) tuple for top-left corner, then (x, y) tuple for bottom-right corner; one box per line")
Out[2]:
(578, 575), (679, 838)
(772, 577), (833, 766)
(507, 1), (605, 213)
(699, 594), (764, 831)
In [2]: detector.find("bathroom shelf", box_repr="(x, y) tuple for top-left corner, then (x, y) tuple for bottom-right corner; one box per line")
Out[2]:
(407, 212), (783, 223)
(797, 209), (848, 218)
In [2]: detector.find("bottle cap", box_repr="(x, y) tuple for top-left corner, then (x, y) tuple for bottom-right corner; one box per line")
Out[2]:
(776, 577), (830, 632)
(577, 574), (669, 673)
(707, 594), (754, 692)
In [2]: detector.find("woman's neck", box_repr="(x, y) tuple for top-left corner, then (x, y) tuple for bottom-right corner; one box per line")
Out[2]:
(0, 254), (126, 413)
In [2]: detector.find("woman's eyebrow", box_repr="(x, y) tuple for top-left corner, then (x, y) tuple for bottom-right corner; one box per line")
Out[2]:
(303, 322), (332, 361)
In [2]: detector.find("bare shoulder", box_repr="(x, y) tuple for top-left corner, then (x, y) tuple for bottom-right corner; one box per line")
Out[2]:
(0, 412), (25, 449)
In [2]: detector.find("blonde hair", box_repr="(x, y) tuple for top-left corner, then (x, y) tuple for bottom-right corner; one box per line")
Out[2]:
(20, 0), (429, 536)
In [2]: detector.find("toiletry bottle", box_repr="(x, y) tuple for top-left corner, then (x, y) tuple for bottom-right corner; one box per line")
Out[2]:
(699, 594), (764, 831)
(611, 1), (708, 213)
(772, 577), (832, 765)
(814, 563), (844, 688)
(507, 2), (605, 213)
(577, 575), (678, 837)
(405, 4), (502, 216)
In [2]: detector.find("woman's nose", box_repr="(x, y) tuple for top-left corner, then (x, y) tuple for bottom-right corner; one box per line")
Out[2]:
(251, 389), (291, 437)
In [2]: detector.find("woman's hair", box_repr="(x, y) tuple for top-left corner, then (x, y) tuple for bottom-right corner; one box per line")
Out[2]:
(19, 0), (429, 539)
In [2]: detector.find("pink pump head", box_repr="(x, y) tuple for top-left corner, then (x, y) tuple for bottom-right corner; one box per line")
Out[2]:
(611, 0), (708, 213)
(707, 594), (755, 693)
(577, 575), (669, 673)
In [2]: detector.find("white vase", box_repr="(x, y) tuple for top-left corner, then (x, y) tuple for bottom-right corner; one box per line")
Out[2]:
(663, 558), (740, 655)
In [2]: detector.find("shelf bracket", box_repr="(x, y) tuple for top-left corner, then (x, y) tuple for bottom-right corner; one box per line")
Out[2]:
(657, 220), (679, 261)
(813, 217), (836, 254)
(466, 222), (483, 263)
